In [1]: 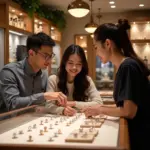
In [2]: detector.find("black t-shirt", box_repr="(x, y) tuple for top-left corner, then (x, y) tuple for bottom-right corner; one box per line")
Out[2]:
(113, 58), (150, 149)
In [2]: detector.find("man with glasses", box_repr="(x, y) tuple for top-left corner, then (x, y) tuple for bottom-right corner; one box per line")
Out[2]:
(0, 32), (67, 113)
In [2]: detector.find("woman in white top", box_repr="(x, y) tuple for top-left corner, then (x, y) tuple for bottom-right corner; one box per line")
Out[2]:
(46, 44), (103, 116)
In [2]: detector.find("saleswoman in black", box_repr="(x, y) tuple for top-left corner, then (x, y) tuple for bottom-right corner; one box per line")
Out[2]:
(83, 19), (150, 150)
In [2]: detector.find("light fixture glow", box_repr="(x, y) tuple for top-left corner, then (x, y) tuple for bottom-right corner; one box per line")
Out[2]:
(85, 23), (98, 33)
(84, 0), (98, 33)
(109, 1), (115, 4)
(68, 0), (90, 18)
(139, 4), (144, 7)
(111, 5), (116, 8)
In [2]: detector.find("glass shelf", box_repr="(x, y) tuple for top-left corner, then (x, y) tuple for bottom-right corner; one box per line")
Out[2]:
(9, 6), (33, 33)
(34, 17), (50, 35)
(130, 22), (150, 40)
(51, 26), (61, 42)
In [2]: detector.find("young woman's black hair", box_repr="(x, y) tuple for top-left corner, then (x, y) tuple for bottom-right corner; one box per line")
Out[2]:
(57, 44), (90, 101)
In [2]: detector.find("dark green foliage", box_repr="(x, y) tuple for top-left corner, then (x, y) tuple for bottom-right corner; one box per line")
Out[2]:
(12, 0), (66, 30)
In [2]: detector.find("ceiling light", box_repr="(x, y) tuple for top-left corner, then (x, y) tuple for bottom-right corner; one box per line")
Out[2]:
(109, 1), (115, 4)
(39, 22), (43, 25)
(84, 0), (98, 33)
(111, 5), (116, 8)
(139, 4), (144, 7)
(68, 0), (90, 18)
(85, 22), (98, 33)
(80, 36), (83, 39)
(19, 13), (23, 16)
(12, 9), (15, 12)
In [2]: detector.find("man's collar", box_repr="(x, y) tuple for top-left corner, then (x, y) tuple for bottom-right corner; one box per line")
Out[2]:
(23, 58), (42, 76)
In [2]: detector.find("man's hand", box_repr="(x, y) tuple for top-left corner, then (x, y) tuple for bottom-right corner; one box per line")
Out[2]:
(63, 106), (77, 116)
(44, 92), (67, 106)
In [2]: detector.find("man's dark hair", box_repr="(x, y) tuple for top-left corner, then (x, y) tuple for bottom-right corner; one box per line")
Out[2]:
(26, 32), (55, 53)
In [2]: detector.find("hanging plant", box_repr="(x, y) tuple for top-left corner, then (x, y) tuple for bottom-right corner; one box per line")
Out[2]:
(12, 0), (66, 30)
(12, 0), (41, 17)
(39, 6), (66, 31)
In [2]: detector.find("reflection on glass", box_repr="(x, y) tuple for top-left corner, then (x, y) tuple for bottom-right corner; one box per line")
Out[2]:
(95, 56), (114, 90)
(50, 44), (61, 75)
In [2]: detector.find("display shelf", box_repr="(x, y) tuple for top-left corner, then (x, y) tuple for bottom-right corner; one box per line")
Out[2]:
(9, 5), (33, 33)
(50, 25), (61, 42)
(34, 16), (50, 35)
(130, 21), (150, 66)
(74, 34), (88, 59)
(75, 35), (87, 48)
(130, 21), (150, 40)
(131, 39), (150, 43)
(0, 0), (63, 65)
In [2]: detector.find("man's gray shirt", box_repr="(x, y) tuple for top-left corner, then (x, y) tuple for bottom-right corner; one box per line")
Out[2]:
(0, 58), (48, 112)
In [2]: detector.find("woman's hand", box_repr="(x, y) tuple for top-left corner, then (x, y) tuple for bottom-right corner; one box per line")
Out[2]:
(63, 106), (77, 116)
(82, 105), (102, 117)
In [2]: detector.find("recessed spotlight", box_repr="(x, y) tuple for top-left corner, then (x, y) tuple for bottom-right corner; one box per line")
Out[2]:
(111, 5), (116, 8)
(12, 9), (15, 12)
(84, 50), (87, 53)
(109, 1), (115, 4)
(39, 22), (43, 25)
(80, 36), (83, 39)
(139, 4), (144, 7)
(19, 13), (23, 16)
(133, 22), (136, 24)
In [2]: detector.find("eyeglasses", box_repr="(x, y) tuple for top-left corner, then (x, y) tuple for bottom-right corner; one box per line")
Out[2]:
(37, 51), (55, 61)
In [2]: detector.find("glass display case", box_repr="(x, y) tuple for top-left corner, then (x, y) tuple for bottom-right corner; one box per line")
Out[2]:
(51, 43), (61, 75)
(75, 35), (88, 59)
(0, 106), (129, 150)
(51, 26), (61, 42)
(95, 56), (114, 90)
